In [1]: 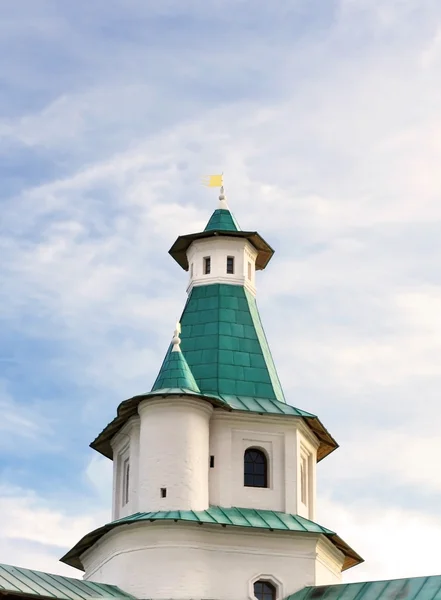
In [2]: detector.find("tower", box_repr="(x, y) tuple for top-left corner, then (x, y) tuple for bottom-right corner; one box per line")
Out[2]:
(61, 187), (362, 600)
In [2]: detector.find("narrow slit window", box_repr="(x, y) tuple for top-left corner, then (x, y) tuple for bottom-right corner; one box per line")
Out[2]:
(226, 256), (235, 274)
(203, 256), (211, 274)
(161, 487), (167, 498)
(248, 261), (252, 280)
(210, 455), (215, 468)
(122, 458), (130, 506)
(190, 263), (194, 277)
(300, 455), (308, 505)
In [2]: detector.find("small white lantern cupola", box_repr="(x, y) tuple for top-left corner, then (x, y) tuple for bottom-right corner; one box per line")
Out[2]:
(169, 184), (274, 296)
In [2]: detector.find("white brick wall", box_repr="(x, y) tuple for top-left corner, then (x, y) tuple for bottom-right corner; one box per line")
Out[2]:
(82, 521), (344, 600)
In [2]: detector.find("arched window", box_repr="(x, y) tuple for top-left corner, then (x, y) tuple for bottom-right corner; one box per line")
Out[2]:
(244, 447), (268, 488)
(254, 580), (276, 600)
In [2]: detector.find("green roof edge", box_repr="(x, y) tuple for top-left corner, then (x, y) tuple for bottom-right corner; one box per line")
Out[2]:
(285, 575), (441, 600)
(0, 562), (136, 600)
(61, 506), (362, 572)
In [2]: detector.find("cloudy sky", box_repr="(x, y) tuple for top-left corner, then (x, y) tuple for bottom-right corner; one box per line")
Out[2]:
(1, 0), (441, 585)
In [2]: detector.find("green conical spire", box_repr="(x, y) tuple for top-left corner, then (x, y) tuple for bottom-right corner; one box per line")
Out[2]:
(179, 284), (286, 403)
(204, 186), (241, 232)
(204, 209), (240, 232)
(151, 324), (201, 394)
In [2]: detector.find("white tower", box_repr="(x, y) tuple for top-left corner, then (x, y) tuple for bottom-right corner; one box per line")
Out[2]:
(61, 189), (362, 600)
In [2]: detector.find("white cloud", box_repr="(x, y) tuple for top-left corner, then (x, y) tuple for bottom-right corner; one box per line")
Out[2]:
(0, 486), (106, 577)
(0, 382), (54, 452)
(320, 427), (441, 495)
(318, 496), (441, 582)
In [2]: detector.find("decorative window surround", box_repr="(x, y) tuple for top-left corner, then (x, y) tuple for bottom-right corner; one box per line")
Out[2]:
(298, 441), (315, 520)
(122, 457), (130, 506)
(209, 412), (319, 516)
(249, 573), (283, 600)
(110, 416), (140, 520)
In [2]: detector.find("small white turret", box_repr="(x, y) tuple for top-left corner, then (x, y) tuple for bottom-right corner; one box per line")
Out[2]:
(136, 323), (213, 512)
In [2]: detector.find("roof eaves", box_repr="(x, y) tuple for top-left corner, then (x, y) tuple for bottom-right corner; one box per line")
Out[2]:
(61, 507), (361, 573)
(168, 230), (274, 271)
(90, 391), (229, 459)
(215, 397), (338, 462)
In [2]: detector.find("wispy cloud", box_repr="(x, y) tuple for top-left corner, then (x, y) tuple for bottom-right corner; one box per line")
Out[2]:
(0, 483), (107, 576)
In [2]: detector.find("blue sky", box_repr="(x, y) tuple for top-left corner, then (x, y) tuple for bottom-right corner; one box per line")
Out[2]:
(2, 0), (441, 582)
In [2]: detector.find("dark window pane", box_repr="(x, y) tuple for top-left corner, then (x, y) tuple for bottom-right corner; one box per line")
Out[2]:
(244, 473), (254, 486)
(227, 256), (234, 274)
(244, 448), (268, 488)
(254, 580), (276, 600)
(204, 257), (211, 274)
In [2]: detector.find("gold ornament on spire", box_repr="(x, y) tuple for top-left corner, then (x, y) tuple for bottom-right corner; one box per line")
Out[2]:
(202, 174), (223, 188)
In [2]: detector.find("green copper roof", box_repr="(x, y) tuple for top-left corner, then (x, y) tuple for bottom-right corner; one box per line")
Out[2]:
(0, 562), (134, 600)
(61, 506), (362, 572)
(286, 576), (441, 600)
(179, 284), (285, 402)
(204, 208), (241, 232)
(151, 346), (200, 394)
(90, 390), (337, 462)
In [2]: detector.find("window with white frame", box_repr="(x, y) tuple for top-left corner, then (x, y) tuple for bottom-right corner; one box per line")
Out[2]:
(203, 256), (211, 274)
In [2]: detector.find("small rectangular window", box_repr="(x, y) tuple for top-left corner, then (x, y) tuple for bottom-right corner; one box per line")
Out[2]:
(161, 487), (167, 498)
(210, 455), (215, 468)
(122, 458), (130, 506)
(190, 263), (194, 277)
(226, 256), (234, 274)
(248, 261), (252, 280)
(300, 455), (308, 505)
(203, 257), (211, 274)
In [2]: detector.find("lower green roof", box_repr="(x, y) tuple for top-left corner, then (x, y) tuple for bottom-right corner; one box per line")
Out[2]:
(286, 576), (441, 600)
(61, 506), (362, 573)
(0, 562), (134, 600)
